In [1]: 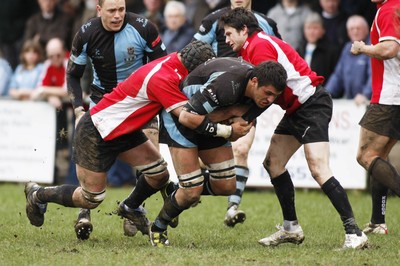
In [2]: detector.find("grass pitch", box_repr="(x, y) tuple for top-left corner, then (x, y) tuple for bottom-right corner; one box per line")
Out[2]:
(1, 182), (400, 265)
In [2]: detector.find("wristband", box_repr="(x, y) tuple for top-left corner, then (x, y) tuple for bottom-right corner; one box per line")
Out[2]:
(194, 117), (232, 139)
(216, 123), (232, 139)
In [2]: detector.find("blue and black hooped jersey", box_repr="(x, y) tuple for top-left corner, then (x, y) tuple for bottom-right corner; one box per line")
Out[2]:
(67, 12), (166, 108)
(193, 7), (280, 57)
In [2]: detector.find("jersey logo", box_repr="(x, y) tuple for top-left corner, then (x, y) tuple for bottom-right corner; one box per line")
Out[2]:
(81, 21), (92, 33)
(136, 17), (148, 27)
(93, 48), (104, 60)
(125, 47), (136, 62)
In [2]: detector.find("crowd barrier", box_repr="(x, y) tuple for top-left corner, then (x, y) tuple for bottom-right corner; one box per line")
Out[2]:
(0, 99), (367, 189)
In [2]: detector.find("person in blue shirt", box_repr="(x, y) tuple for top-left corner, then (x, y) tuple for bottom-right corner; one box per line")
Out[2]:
(0, 55), (12, 97)
(326, 15), (372, 105)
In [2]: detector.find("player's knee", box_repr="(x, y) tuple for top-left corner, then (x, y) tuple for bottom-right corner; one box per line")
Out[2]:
(80, 188), (106, 209)
(137, 158), (169, 182)
(207, 159), (235, 194)
(178, 169), (204, 190)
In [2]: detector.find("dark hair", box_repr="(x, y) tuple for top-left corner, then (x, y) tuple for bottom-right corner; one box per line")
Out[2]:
(252, 61), (287, 93)
(220, 7), (261, 36)
(179, 40), (216, 72)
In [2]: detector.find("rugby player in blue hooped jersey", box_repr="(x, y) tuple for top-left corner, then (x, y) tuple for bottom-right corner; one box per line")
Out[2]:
(193, 0), (281, 228)
(66, 0), (167, 240)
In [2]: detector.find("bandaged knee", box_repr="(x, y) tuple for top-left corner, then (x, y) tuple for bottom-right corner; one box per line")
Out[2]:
(136, 158), (168, 177)
(207, 159), (236, 180)
(81, 188), (106, 209)
(178, 169), (204, 189)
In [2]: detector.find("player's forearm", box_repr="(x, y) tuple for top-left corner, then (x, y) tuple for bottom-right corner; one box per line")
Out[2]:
(352, 40), (399, 60)
(67, 73), (84, 109)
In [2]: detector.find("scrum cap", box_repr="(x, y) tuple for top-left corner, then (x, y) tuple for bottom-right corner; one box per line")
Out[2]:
(179, 40), (215, 72)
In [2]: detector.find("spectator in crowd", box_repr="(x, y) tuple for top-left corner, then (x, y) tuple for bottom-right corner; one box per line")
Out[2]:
(298, 12), (339, 84)
(0, 53), (12, 97)
(32, 38), (69, 109)
(161, 1), (195, 54)
(351, 0), (400, 236)
(8, 40), (44, 101)
(23, 0), (73, 52)
(31, 37), (70, 185)
(326, 15), (372, 105)
(267, 0), (312, 51)
(141, 0), (165, 31)
(0, 0), (39, 70)
(318, 0), (349, 50)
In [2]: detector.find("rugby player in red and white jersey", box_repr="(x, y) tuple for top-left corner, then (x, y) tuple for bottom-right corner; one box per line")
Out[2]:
(220, 7), (368, 249)
(24, 41), (215, 240)
(351, 0), (400, 235)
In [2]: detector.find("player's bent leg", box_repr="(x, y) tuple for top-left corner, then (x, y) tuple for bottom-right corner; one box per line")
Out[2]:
(151, 174), (204, 247)
(116, 158), (169, 236)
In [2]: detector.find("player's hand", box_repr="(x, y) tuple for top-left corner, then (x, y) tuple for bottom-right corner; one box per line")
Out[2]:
(74, 106), (85, 128)
(351, 41), (365, 55)
(354, 94), (368, 106)
(228, 120), (253, 141)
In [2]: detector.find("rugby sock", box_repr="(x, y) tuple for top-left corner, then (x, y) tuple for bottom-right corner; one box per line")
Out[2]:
(369, 175), (388, 224)
(152, 192), (185, 232)
(36, 185), (77, 207)
(227, 166), (249, 209)
(321, 177), (361, 235)
(368, 157), (400, 196)
(124, 174), (158, 209)
(271, 170), (297, 222)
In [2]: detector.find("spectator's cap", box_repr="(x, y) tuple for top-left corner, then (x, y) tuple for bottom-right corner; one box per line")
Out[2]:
(179, 40), (215, 72)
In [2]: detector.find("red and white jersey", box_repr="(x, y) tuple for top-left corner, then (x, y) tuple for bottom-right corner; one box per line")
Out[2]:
(90, 53), (188, 140)
(370, 0), (400, 105)
(240, 32), (324, 115)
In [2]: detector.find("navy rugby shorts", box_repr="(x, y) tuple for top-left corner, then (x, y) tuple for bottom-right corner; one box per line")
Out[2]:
(274, 85), (332, 144)
(359, 104), (400, 140)
(73, 112), (148, 172)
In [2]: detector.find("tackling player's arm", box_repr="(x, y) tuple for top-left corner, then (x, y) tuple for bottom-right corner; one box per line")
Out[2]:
(178, 90), (252, 141)
(67, 33), (87, 124)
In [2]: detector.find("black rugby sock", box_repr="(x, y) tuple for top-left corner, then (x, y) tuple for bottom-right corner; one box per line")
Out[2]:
(369, 175), (388, 224)
(124, 174), (158, 209)
(369, 157), (400, 196)
(321, 177), (361, 235)
(271, 170), (297, 221)
(36, 185), (77, 207)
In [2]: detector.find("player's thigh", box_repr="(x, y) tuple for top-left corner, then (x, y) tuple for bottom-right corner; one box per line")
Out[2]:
(357, 127), (396, 161)
(169, 147), (201, 175)
(76, 164), (108, 192)
(119, 139), (162, 167)
(199, 145), (234, 166)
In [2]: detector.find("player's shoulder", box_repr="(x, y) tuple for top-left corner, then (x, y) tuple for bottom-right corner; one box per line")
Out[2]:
(77, 17), (102, 37)
(125, 12), (157, 30)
